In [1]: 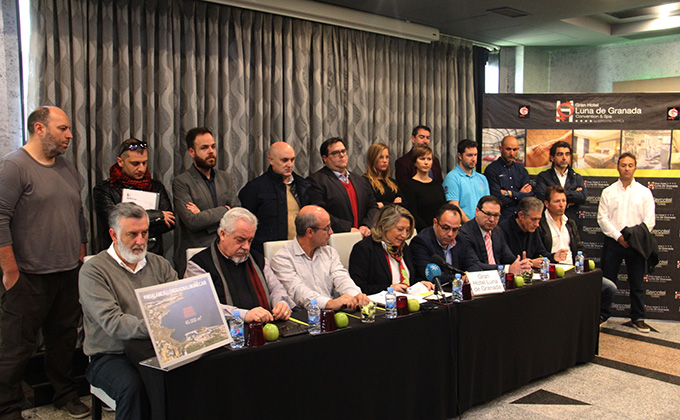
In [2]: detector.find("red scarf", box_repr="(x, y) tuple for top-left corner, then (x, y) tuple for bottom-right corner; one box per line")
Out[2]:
(109, 163), (152, 190)
(246, 259), (271, 311)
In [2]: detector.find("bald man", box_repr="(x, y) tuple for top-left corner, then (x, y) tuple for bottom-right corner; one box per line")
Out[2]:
(239, 142), (309, 254)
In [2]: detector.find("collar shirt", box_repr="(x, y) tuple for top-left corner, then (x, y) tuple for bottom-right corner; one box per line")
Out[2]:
(437, 238), (455, 265)
(107, 243), (147, 274)
(332, 169), (350, 184)
(554, 168), (568, 188)
(597, 179), (656, 241)
(544, 209), (572, 265)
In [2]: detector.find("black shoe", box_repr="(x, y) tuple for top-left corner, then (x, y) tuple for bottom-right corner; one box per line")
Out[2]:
(632, 320), (650, 333)
(59, 398), (91, 419)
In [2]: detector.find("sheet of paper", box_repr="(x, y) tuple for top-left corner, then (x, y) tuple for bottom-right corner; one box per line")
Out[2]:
(122, 188), (159, 210)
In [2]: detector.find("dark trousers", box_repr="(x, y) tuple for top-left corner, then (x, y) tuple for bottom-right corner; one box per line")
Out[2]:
(601, 236), (646, 321)
(86, 354), (150, 420)
(0, 268), (80, 420)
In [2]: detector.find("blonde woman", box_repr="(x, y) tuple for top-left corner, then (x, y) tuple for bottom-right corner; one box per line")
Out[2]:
(364, 143), (404, 208)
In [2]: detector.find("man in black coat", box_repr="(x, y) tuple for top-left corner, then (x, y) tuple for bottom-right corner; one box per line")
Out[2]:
(93, 138), (174, 255)
(239, 142), (309, 254)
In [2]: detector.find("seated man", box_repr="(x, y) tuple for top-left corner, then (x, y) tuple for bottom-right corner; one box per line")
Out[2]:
(499, 197), (569, 268)
(185, 207), (295, 323)
(410, 203), (480, 282)
(539, 186), (617, 323)
(270, 205), (369, 310)
(80, 203), (178, 420)
(458, 196), (532, 274)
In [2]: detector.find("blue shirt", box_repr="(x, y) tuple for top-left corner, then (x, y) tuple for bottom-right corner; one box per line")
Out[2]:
(484, 158), (532, 222)
(443, 165), (489, 220)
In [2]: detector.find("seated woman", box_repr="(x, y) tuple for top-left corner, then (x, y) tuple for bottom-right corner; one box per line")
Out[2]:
(402, 146), (447, 232)
(349, 205), (433, 295)
(364, 142), (404, 208)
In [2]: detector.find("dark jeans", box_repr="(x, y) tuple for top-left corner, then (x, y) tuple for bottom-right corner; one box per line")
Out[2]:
(601, 236), (646, 321)
(86, 354), (150, 420)
(0, 268), (80, 420)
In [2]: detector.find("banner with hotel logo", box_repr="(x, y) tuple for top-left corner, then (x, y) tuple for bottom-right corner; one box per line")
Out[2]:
(482, 93), (680, 321)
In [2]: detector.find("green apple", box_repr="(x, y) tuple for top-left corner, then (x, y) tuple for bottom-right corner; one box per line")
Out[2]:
(589, 260), (596, 271)
(334, 312), (349, 328)
(514, 276), (525, 287)
(263, 323), (279, 342)
(555, 266), (565, 278)
(407, 299), (420, 313)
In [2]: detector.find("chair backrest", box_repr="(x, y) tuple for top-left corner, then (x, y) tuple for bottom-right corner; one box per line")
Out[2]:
(328, 231), (363, 269)
(186, 247), (207, 264)
(83, 255), (95, 263)
(263, 239), (291, 261)
(406, 227), (417, 245)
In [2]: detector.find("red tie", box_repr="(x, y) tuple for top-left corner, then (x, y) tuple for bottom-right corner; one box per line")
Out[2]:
(485, 232), (496, 265)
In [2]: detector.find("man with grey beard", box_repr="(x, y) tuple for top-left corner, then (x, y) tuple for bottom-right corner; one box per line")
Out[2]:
(79, 203), (178, 419)
(0, 106), (89, 419)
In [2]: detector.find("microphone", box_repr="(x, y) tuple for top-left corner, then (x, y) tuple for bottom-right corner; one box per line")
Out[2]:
(425, 263), (448, 304)
(431, 254), (466, 276)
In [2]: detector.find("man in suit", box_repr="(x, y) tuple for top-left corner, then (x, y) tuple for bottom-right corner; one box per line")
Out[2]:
(410, 203), (479, 282)
(173, 127), (236, 274)
(458, 195), (531, 273)
(307, 137), (378, 237)
(485, 135), (533, 222)
(394, 125), (444, 189)
(534, 141), (587, 224)
(238, 142), (309, 255)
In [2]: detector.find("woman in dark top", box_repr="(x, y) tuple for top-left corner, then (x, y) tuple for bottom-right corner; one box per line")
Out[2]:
(348, 205), (433, 295)
(402, 146), (447, 232)
(364, 142), (404, 208)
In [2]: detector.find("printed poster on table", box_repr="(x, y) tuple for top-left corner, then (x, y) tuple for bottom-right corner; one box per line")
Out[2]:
(135, 273), (231, 370)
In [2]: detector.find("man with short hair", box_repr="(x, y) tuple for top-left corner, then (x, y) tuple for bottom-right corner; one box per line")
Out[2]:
(458, 196), (532, 274)
(238, 142), (309, 254)
(499, 197), (568, 268)
(534, 141), (587, 224)
(307, 138), (378, 237)
(485, 135), (533, 222)
(443, 139), (489, 222)
(395, 125), (444, 188)
(173, 127), (236, 274)
(80, 203), (178, 420)
(0, 106), (90, 419)
(94, 138), (175, 255)
(410, 203), (480, 282)
(270, 206), (369, 310)
(185, 207), (294, 323)
(598, 153), (656, 333)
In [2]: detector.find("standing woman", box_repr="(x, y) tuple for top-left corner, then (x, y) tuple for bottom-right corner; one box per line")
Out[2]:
(364, 143), (404, 208)
(402, 146), (447, 232)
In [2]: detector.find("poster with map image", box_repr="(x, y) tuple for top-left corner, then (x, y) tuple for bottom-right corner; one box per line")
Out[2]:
(135, 273), (232, 370)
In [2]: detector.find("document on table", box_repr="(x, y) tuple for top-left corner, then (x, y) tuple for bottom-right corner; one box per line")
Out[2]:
(367, 289), (447, 306)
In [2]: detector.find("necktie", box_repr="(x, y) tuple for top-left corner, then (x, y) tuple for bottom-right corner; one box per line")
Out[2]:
(485, 232), (496, 265)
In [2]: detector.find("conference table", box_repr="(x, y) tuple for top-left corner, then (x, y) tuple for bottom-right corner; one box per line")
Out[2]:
(126, 269), (602, 419)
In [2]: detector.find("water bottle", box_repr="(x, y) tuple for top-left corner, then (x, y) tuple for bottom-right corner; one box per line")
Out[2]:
(385, 287), (397, 319)
(497, 265), (505, 289)
(229, 310), (244, 349)
(540, 257), (550, 281)
(575, 251), (584, 274)
(452, 273), (463, 302)
(308, 299), (321, 335)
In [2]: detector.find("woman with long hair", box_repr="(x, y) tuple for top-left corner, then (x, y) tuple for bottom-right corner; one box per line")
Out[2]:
(364, 143), (404, 208)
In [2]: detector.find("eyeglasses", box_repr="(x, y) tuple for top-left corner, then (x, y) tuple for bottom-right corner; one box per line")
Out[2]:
(436, 221), (460, 233)
(327, 149), (347, 157)
(312, 224), (332, 233)
(119, 141), (147, 156)
(479, 208), (501, 219)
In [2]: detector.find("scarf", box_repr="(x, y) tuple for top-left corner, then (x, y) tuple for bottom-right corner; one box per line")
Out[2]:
(109, 163), (152, 190)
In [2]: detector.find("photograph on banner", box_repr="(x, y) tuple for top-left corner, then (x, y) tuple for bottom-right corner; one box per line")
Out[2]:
(621, 130), (671, 170)
(672, 130), (680, 169)
(481, 128), (525, 171)
(572, 130), (621, 169)
(525, 129), (572, 168)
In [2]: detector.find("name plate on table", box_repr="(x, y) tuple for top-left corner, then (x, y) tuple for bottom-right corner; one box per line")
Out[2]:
(467, 270), (505, 296)
(122, 188), (159, 210)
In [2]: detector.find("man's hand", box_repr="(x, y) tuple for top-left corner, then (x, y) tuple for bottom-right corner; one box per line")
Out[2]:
(162, 211), (176, 227)
(554, 248), (569, 262)
(271, 302), (291, 320)
(326, 294), (359, 310)
(354, 293), (370, 306)
(391, 283), (409, 293)
(393, 197), (403, 204)
(520, 183), (532, 193)
(358, 226), (371, 237)
(186, 202), (200, 214)
(2, 270), (20, 291)
(509, 255), (532, 274)
(243, 307), (274, 323)
(617, 235), (629, 248)
(420, 281), (434, 291)
(530, 257), (542, 269)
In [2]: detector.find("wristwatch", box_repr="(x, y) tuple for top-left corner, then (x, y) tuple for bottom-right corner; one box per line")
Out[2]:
(503, 190), (511, 197)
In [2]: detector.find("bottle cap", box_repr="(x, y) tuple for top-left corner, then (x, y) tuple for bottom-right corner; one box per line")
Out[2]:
(387, 287), (394, 292)
(310, 299), (318, 305)
(233, 310), (240, 318)
(455, 273), (462, 278)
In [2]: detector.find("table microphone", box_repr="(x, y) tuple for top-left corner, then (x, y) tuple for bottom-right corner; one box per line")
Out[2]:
(425, 263), (448, 304)
(431, 254), (466, 276)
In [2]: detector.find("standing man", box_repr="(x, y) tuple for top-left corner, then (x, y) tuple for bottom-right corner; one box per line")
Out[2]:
(173, 127), (236, 274)
(534, 141), (587, 224)
(443, 139), (489, 222)
(598, 153), (656, 333)
(0, 106), (90, 419)
(485, 135), (533, 222)
(394, 125), (444, 189)
(238, 142), (309, 255)
(94, 138), (175, 255)
(307, 138), (378, 237)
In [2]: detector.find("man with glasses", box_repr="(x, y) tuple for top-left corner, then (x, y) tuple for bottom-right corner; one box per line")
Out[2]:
(458, 196), (532, 273)
(94, 138), (175, 255)
(307, 138), (378, 237)
(270, 206), (369, 310)
(395, 125), (444, 189)
(485, 135), (533, 222)
(410, 204), (480, 282)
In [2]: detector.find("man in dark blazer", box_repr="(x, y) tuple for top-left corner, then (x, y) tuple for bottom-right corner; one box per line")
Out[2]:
(394, 125), (444, 189)
(458, 195), (531, 273)
(173, 127), (236, 274)
(307, 137), (378, 237)
(410, 203), (479, 282)
(239, 142), (309, 255)
(534, 141), (587, 224)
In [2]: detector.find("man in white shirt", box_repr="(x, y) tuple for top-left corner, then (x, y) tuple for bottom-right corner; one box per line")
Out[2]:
(597, 153), (656, 332)
(270, 205), (369, 310)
